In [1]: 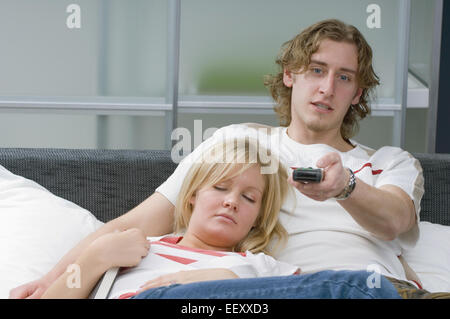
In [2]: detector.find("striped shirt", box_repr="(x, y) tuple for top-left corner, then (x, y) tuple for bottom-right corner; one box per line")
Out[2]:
(109, 236), (299, 299)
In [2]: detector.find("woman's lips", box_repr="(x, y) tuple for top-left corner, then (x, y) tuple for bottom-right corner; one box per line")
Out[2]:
(215, 214), (237, 224)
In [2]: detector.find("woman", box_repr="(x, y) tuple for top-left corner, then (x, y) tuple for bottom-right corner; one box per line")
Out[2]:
(41, 138), (299, 299)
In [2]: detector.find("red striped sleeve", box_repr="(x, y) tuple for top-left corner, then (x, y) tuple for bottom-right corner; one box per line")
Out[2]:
(353, 163), (383, 175)
(152, 240), (229, 257)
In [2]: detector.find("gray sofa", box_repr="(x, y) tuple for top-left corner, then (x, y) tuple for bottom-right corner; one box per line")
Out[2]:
(0, 148), (449, 227)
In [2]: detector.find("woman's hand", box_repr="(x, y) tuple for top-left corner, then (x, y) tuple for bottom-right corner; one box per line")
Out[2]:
(10, 228), (150, 299)
(87, 228), (150, 269)
(136, 268), (238, 294)
(9, 278), (51, 299)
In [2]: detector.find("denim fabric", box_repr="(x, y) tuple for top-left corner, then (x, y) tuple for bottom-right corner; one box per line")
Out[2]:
(132, 270), (401, 299)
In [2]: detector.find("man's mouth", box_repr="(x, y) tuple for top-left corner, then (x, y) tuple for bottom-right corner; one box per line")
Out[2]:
(312, 102), (333, 112)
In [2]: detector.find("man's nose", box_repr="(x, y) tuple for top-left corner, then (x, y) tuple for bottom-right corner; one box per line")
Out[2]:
(319, 73), (335, 97)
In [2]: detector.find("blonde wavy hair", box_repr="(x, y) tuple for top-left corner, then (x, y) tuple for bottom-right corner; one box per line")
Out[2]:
(264, 19), (380, 141)
(174, 138), (289, 255)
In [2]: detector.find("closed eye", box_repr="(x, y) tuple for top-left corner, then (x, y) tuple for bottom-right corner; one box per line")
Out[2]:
(243, 194), (256, 203)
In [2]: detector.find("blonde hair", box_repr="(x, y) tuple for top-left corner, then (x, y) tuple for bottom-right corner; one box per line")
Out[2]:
(174, 138), (289, 255)
(264, 19), (380, 141)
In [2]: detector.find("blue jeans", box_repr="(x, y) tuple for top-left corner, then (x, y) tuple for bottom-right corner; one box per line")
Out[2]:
(132, 270), (401, 299)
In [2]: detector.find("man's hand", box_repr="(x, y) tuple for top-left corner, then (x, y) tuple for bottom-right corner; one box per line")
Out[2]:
(136, 268), (238, 294)
(288, 152), (348, 201)
(287, 152), (416, 240)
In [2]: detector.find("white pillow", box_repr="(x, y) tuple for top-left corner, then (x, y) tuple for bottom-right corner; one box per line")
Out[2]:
(0, 165), (104, 298)
(403, 221), (450, 292)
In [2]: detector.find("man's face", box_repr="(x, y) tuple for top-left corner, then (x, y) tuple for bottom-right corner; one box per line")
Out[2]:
(283, 39), (363, 137)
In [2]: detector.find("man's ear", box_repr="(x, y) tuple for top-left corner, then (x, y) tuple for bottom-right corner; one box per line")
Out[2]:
(283, 69), (294, 88)
(352, 88), (363, 105)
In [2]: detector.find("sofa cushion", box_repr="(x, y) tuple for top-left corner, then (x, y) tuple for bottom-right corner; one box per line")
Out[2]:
(0, 164), (103, 298)
(403, 221), (450, 292)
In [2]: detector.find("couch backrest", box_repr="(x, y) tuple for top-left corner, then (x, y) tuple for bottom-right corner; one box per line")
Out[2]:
(414, 153), (450, 226)
(0, 148), (449, 226)
(0, 148), (177, 222)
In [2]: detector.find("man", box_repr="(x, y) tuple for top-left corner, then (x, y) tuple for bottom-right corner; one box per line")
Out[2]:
(10, 19), (436, 299)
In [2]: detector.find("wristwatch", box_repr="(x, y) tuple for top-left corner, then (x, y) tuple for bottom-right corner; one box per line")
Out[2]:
(335, 168), (356, 200)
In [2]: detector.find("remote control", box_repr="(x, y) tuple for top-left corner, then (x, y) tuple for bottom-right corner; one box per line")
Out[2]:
(292, 167), (324, 183)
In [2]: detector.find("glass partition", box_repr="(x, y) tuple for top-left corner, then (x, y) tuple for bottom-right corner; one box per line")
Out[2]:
(0, 0), (440, 152)
(409, 0), (435, 86)
(0, 0), (167, 98)
(179, 0), (401, 103)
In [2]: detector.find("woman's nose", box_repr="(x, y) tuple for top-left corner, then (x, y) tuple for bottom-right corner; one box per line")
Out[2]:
(223, 195), (238, 211)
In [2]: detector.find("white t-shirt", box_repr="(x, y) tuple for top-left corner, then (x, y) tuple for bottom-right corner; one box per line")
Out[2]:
(157, 124), (424, 281)
(109, 235), (299, 299)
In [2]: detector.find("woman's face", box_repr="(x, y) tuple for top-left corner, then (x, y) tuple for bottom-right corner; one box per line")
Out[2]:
(183, 165), (265, 251)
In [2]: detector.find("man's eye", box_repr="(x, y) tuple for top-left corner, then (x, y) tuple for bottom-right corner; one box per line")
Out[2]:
(339, 74), (351, 81)
(312, 67), (322, 74)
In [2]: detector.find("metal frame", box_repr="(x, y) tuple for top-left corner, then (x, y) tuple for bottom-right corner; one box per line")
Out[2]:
(393, 0), (411, 148)
(166, 0), (181, 148)
(0, 97), (170, 114)
(427, 0), (444, 153)
(96, 0), (109, 149)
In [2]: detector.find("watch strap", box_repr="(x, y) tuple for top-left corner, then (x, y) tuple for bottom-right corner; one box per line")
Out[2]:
(335, 168), (356, 200)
